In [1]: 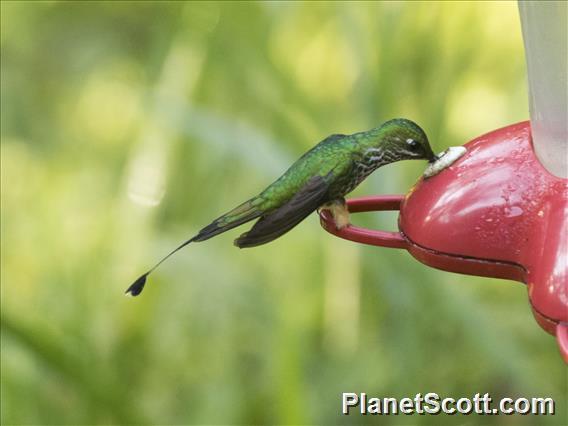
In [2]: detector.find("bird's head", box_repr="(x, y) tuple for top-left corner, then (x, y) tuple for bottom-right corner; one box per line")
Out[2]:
(379, 118), (437, 163)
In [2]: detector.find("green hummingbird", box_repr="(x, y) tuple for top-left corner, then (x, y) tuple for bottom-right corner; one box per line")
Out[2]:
(126, 118), (436, 296)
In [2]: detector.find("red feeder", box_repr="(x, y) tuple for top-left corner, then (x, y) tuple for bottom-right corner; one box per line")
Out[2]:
(319, 121), (568, 362)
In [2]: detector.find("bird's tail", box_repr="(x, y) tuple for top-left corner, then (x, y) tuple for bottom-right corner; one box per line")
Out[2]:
(193, 198), (264, 242)
(125, 198), (263, 297)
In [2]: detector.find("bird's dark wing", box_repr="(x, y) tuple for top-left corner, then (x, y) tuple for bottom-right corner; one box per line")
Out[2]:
(234, 175), (330, 248)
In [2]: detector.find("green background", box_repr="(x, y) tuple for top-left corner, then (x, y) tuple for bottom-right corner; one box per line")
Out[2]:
(1, 1), (566, 425)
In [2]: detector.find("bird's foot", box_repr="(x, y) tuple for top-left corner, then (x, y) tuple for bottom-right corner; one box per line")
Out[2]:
(320, 199), (350, 230)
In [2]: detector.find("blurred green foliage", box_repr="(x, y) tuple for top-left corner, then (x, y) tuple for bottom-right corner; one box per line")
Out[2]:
(1, 1), (566, 425)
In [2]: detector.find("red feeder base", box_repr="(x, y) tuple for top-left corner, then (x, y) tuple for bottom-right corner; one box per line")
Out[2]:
(320, 121), (568, 362)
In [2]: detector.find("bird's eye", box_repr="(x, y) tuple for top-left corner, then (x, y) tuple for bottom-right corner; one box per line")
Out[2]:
(406, 138), (419, 150)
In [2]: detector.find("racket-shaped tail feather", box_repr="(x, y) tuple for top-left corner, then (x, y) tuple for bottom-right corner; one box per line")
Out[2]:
(125, 198), (264, 296)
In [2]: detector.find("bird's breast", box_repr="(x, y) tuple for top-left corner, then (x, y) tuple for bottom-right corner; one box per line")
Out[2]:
(332, 160), (380, 197)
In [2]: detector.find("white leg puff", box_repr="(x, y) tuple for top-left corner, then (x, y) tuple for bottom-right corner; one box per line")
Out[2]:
(321, 199), (351, 230)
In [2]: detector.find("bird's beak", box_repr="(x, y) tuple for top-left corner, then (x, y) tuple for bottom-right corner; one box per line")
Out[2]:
(425, 140), (438, 163)
(428, 153), (439, 164)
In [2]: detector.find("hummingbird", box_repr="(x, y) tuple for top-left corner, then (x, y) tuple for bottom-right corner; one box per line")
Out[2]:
(126, 118), (436, 296)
